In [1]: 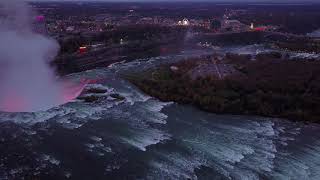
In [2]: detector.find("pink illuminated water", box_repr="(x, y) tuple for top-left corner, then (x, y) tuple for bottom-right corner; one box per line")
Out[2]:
(0, 81), (87, 113)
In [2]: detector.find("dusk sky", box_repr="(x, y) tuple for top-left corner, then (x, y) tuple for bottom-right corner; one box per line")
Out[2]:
(26, 0), (318, 2)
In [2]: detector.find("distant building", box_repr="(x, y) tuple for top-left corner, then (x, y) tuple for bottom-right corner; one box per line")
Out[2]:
(33, 15), (48, 34)
(79, 46), (87, 54)
(222, 19), (247, 32)
(178, 18), (190, 26)
(250, 23), (254, 30)
(66, 26), (75, 32)
(170, 66), (179, 72)
(182, 18), (190, 26)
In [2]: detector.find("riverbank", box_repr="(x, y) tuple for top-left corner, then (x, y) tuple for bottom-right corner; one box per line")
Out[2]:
(126, 54), (320, 123)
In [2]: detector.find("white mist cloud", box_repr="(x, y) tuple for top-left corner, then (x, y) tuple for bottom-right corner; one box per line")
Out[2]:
(0, 0), (68, 112)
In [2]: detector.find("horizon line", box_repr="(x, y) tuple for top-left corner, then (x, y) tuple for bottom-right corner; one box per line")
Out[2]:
(26, 2), (320, 6)
(26, 0), (320, 3)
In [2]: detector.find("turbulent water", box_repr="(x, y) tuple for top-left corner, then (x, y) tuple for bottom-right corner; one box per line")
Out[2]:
(1, 50), (320, 180)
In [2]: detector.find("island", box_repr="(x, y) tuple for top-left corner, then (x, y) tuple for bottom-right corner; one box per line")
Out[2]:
(127, 53), (320, 123)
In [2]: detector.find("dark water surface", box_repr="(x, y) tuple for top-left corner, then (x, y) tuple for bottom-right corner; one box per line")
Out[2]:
(1, 50), (320, 180)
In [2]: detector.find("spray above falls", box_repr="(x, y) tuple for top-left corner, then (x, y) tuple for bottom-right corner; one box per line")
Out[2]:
(0, 0), (84, 112)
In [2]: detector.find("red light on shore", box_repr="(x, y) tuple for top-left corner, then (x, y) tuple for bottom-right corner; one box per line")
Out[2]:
(79, 46), (87, 54)
(254, 27), (267, 31)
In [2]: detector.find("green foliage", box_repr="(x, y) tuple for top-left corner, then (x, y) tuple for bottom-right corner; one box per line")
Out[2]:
(128, 58), (320, 123)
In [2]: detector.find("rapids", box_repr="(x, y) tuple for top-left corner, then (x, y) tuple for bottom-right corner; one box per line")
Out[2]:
(0, 50), (320, 180)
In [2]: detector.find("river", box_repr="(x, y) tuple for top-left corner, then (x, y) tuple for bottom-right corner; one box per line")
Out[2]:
(0, 50), (320, 180)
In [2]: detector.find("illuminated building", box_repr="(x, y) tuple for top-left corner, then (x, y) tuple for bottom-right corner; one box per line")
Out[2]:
(250, 23), (254, 30)
(33, 15), (48, 34)
(178, 18), (190, 26)
(79, 46), (87, 54)
(182, 18), (190, 26)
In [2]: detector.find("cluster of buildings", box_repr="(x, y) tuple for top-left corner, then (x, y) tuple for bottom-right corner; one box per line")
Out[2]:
(37, 12), (243, 36)
(33, 7), (279, 37)
(46, 18), (106, 35)
(29, 2), (282, 39)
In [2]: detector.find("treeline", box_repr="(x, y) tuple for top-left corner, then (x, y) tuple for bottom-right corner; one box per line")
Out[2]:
(128, 57), (320, 123)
